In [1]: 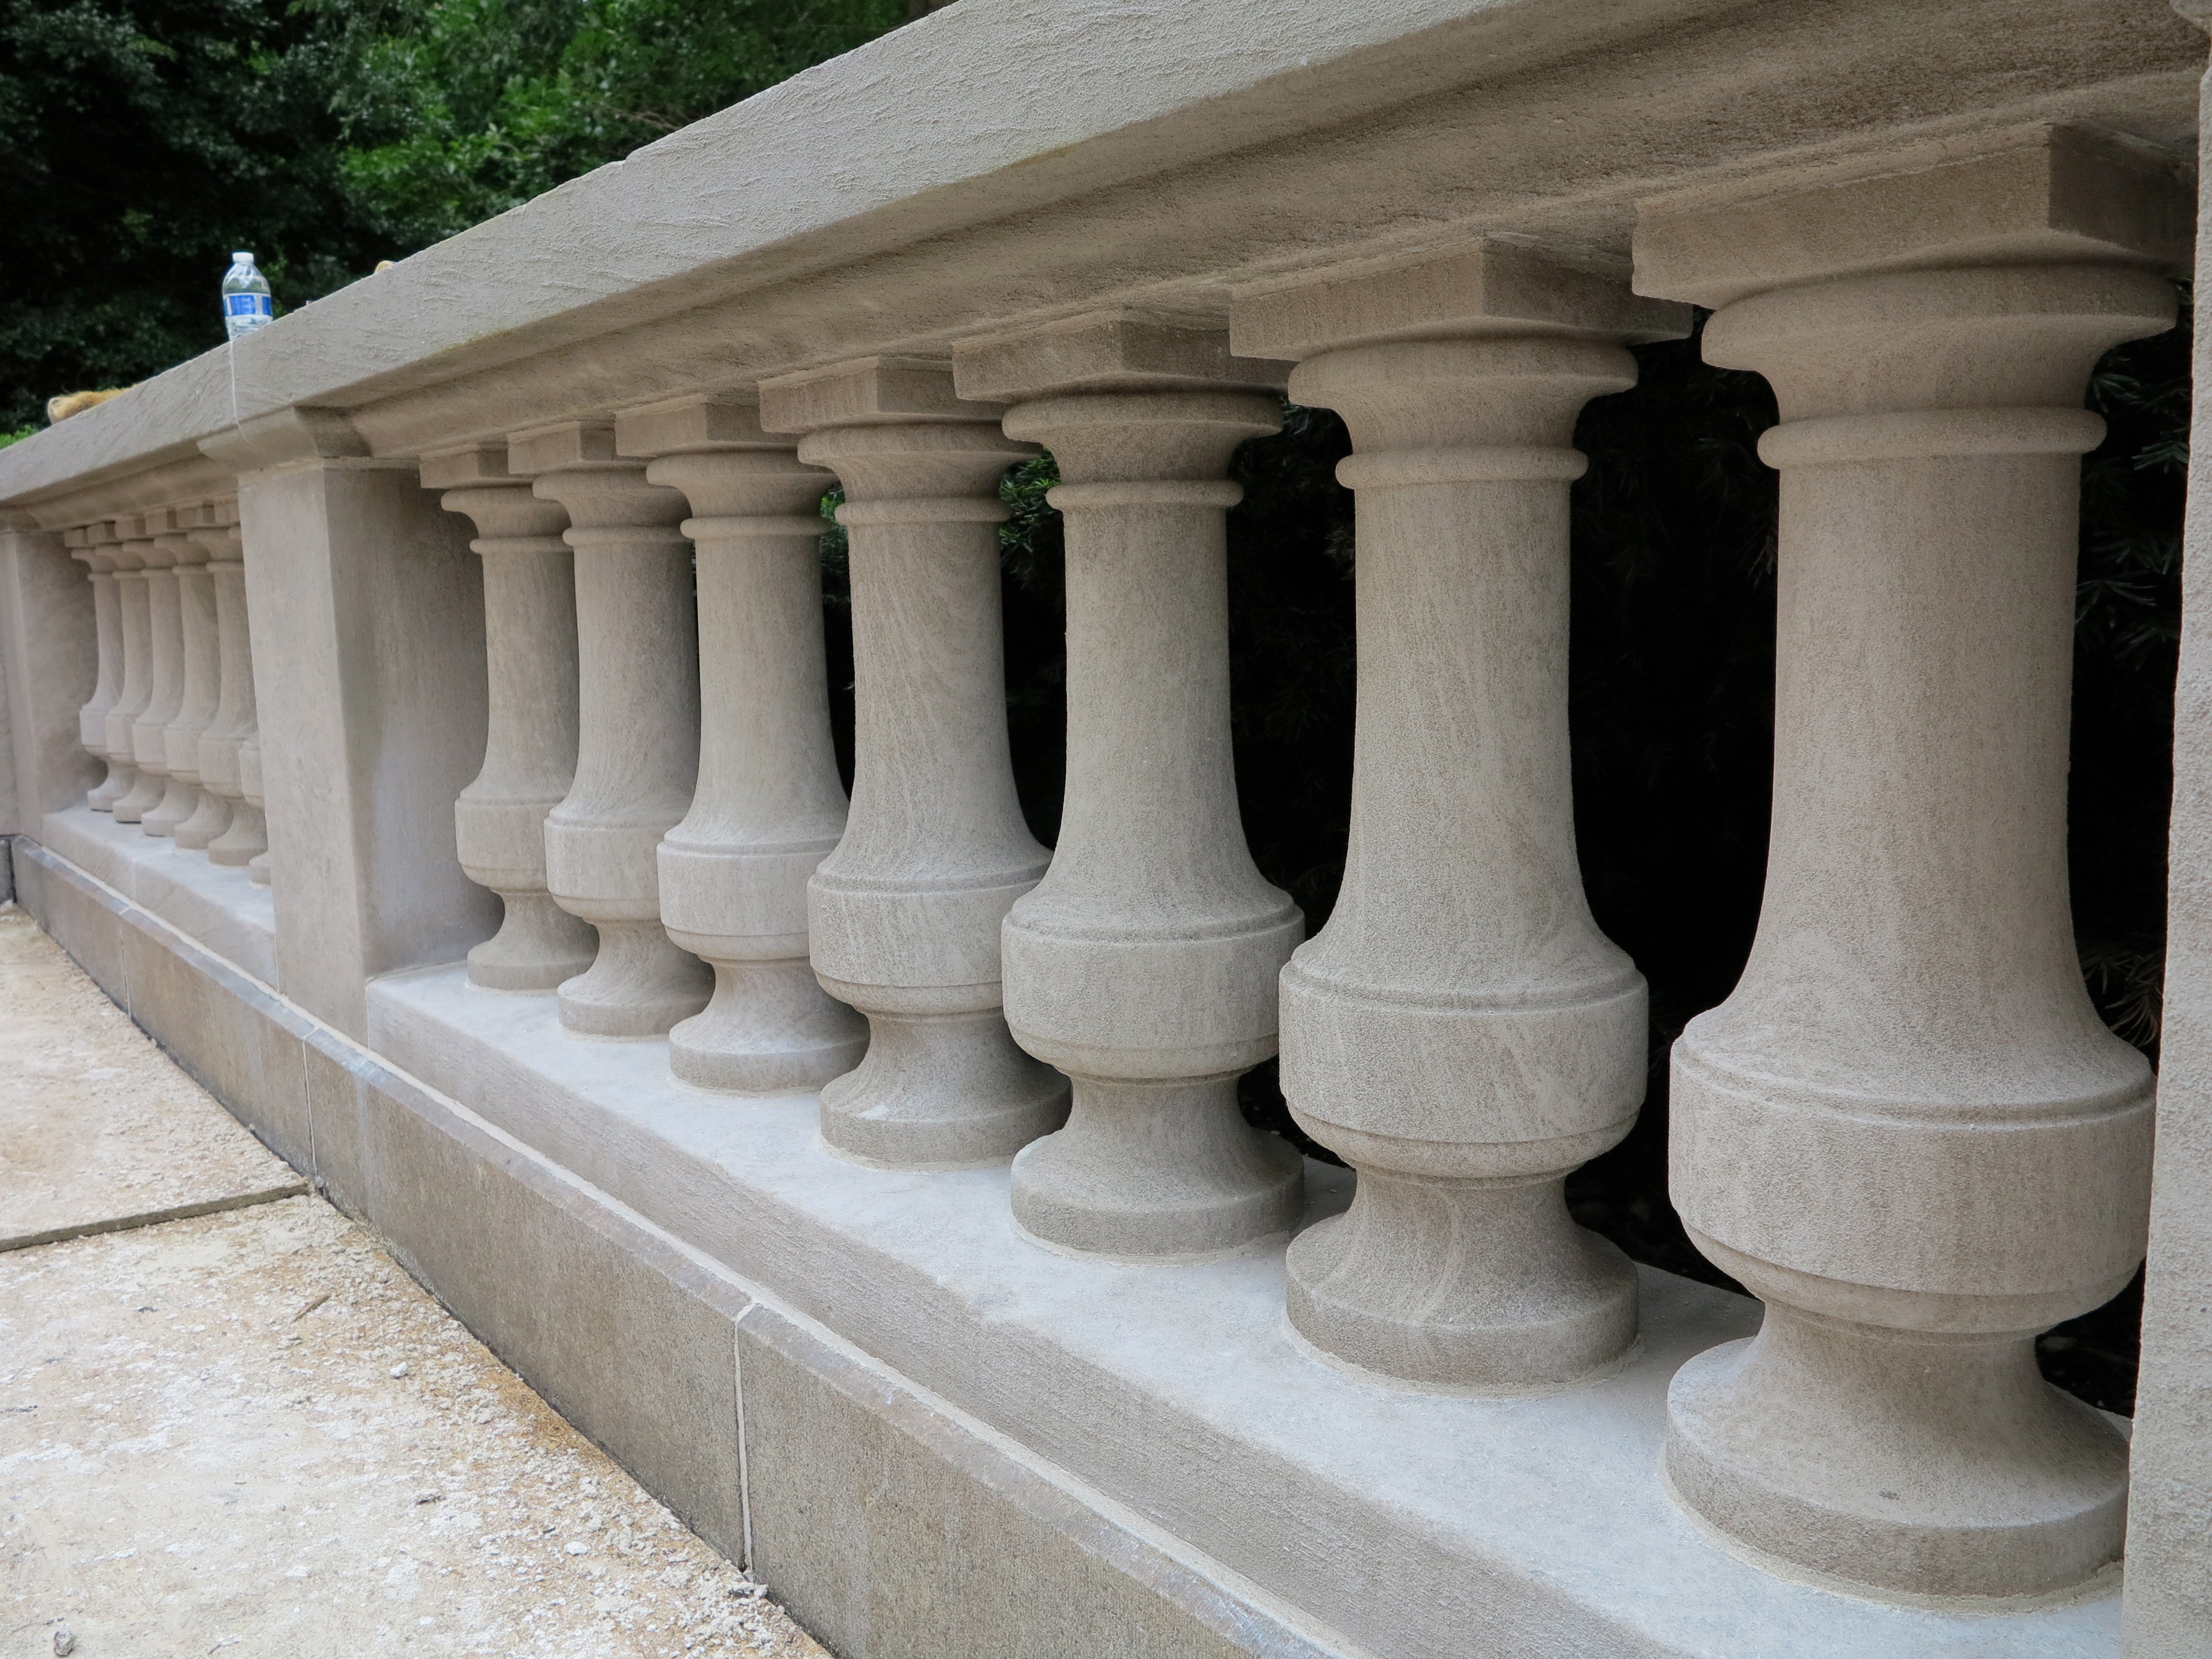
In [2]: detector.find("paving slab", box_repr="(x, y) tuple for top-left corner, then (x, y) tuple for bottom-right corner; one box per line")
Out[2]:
(0, 904), (301, 1251)
(0, 906), (831, 1659)
(1, 1198), (827, 1658)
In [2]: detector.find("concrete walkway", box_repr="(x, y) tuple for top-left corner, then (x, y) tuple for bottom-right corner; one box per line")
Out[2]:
(0, 905), (830, 1659)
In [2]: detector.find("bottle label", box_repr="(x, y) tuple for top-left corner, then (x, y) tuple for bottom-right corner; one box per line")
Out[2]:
(224, 294), (272, 319)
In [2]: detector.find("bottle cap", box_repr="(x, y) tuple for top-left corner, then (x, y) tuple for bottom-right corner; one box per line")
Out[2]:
(232, 251), (253, 263)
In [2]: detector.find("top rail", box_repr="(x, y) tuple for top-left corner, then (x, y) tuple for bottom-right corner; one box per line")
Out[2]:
(0, 0), (2197, 521)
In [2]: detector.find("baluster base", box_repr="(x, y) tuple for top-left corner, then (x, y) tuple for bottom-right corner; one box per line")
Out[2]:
(1010, 1073), (1303, 1260)
(671, 957), (867, 1094)
(87, 760), (128, 812)
(249, 849), (271, 886)
(112, 769), (162, 823)
(555, 918), (711, 1038)
(818, 1007), (1067, 1168)
(142, 779), (197, 838)
(468, 890), (597, 992)
(173, 789), (231, 848)
(1664, 1290), (2128, 1601)
(1285, 1169), (1636, 1392)
(208, 803), (267, 867)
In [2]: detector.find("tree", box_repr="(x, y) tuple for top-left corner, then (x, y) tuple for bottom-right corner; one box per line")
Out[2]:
(0, 0), (910, 427)
(0, 0), (380, 428)
(318, 0), (908, 248)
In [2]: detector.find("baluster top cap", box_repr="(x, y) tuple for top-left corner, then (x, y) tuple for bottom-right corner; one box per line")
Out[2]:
(758, 356), (1007, 437)
(1633, 124), (2192, 310)
(421, 442), (528, 492)
(1232, 242), (1686, 362)
(953, 311), (1290, 403)
(615, 392), (792, 459)
(505, 421), (622, 478)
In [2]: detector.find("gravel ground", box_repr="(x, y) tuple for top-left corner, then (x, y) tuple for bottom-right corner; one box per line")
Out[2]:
(0, 905), (830, 1659)
(0, 905), (300, 1247)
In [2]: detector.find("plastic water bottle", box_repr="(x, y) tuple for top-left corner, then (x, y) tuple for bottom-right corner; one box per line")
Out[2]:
(222, 252), (272, 340)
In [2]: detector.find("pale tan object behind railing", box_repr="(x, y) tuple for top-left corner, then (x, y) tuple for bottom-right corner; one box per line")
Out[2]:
(45, 387), (130, 423)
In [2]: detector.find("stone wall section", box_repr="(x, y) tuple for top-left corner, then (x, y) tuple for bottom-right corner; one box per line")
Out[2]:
(10, 835), (1365, 1659)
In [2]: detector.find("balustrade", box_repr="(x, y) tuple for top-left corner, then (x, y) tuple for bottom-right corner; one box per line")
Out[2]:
(424, 444), (596, 992)
(69, 526), (125, 811)
(955, 316), (1306, 1258)
(106, 519), (158, 822)
(10, 35), (2204, 1639)
(759, 358), (1066, 1166)
(1636, 131), (2179, 1599)
(1228, 250), (1685, 1385)
(512, 421), (711, 1037)
(619, 395), (866, 1092)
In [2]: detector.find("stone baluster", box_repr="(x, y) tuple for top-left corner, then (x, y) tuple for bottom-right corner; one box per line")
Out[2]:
(759, 357), (1065, 1165)
(1225, 249), (1686, 1383)
(150, 505), (221, 838)
(173, 502), (238, 851)
(1632, 130), (2182, 1598)
(69, 527), (127, 810)
(204, 508), (266, 870)
(511, 421), (711, 1036)
(422, 443), (596, 992)
(950, 316), (1305, 1256)
(107, 518), (162, 822)
(130, 511), (193, 835)
(617, 394), (866, 1091)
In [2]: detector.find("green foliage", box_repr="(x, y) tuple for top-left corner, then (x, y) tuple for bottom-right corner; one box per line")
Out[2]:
(0, 0), (908, 427)
(2070, 294), (2192, 1073)
(2033, 302), (2191, 1411)
(316, 0), (907, 246)
(0, 0), (383, 428)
